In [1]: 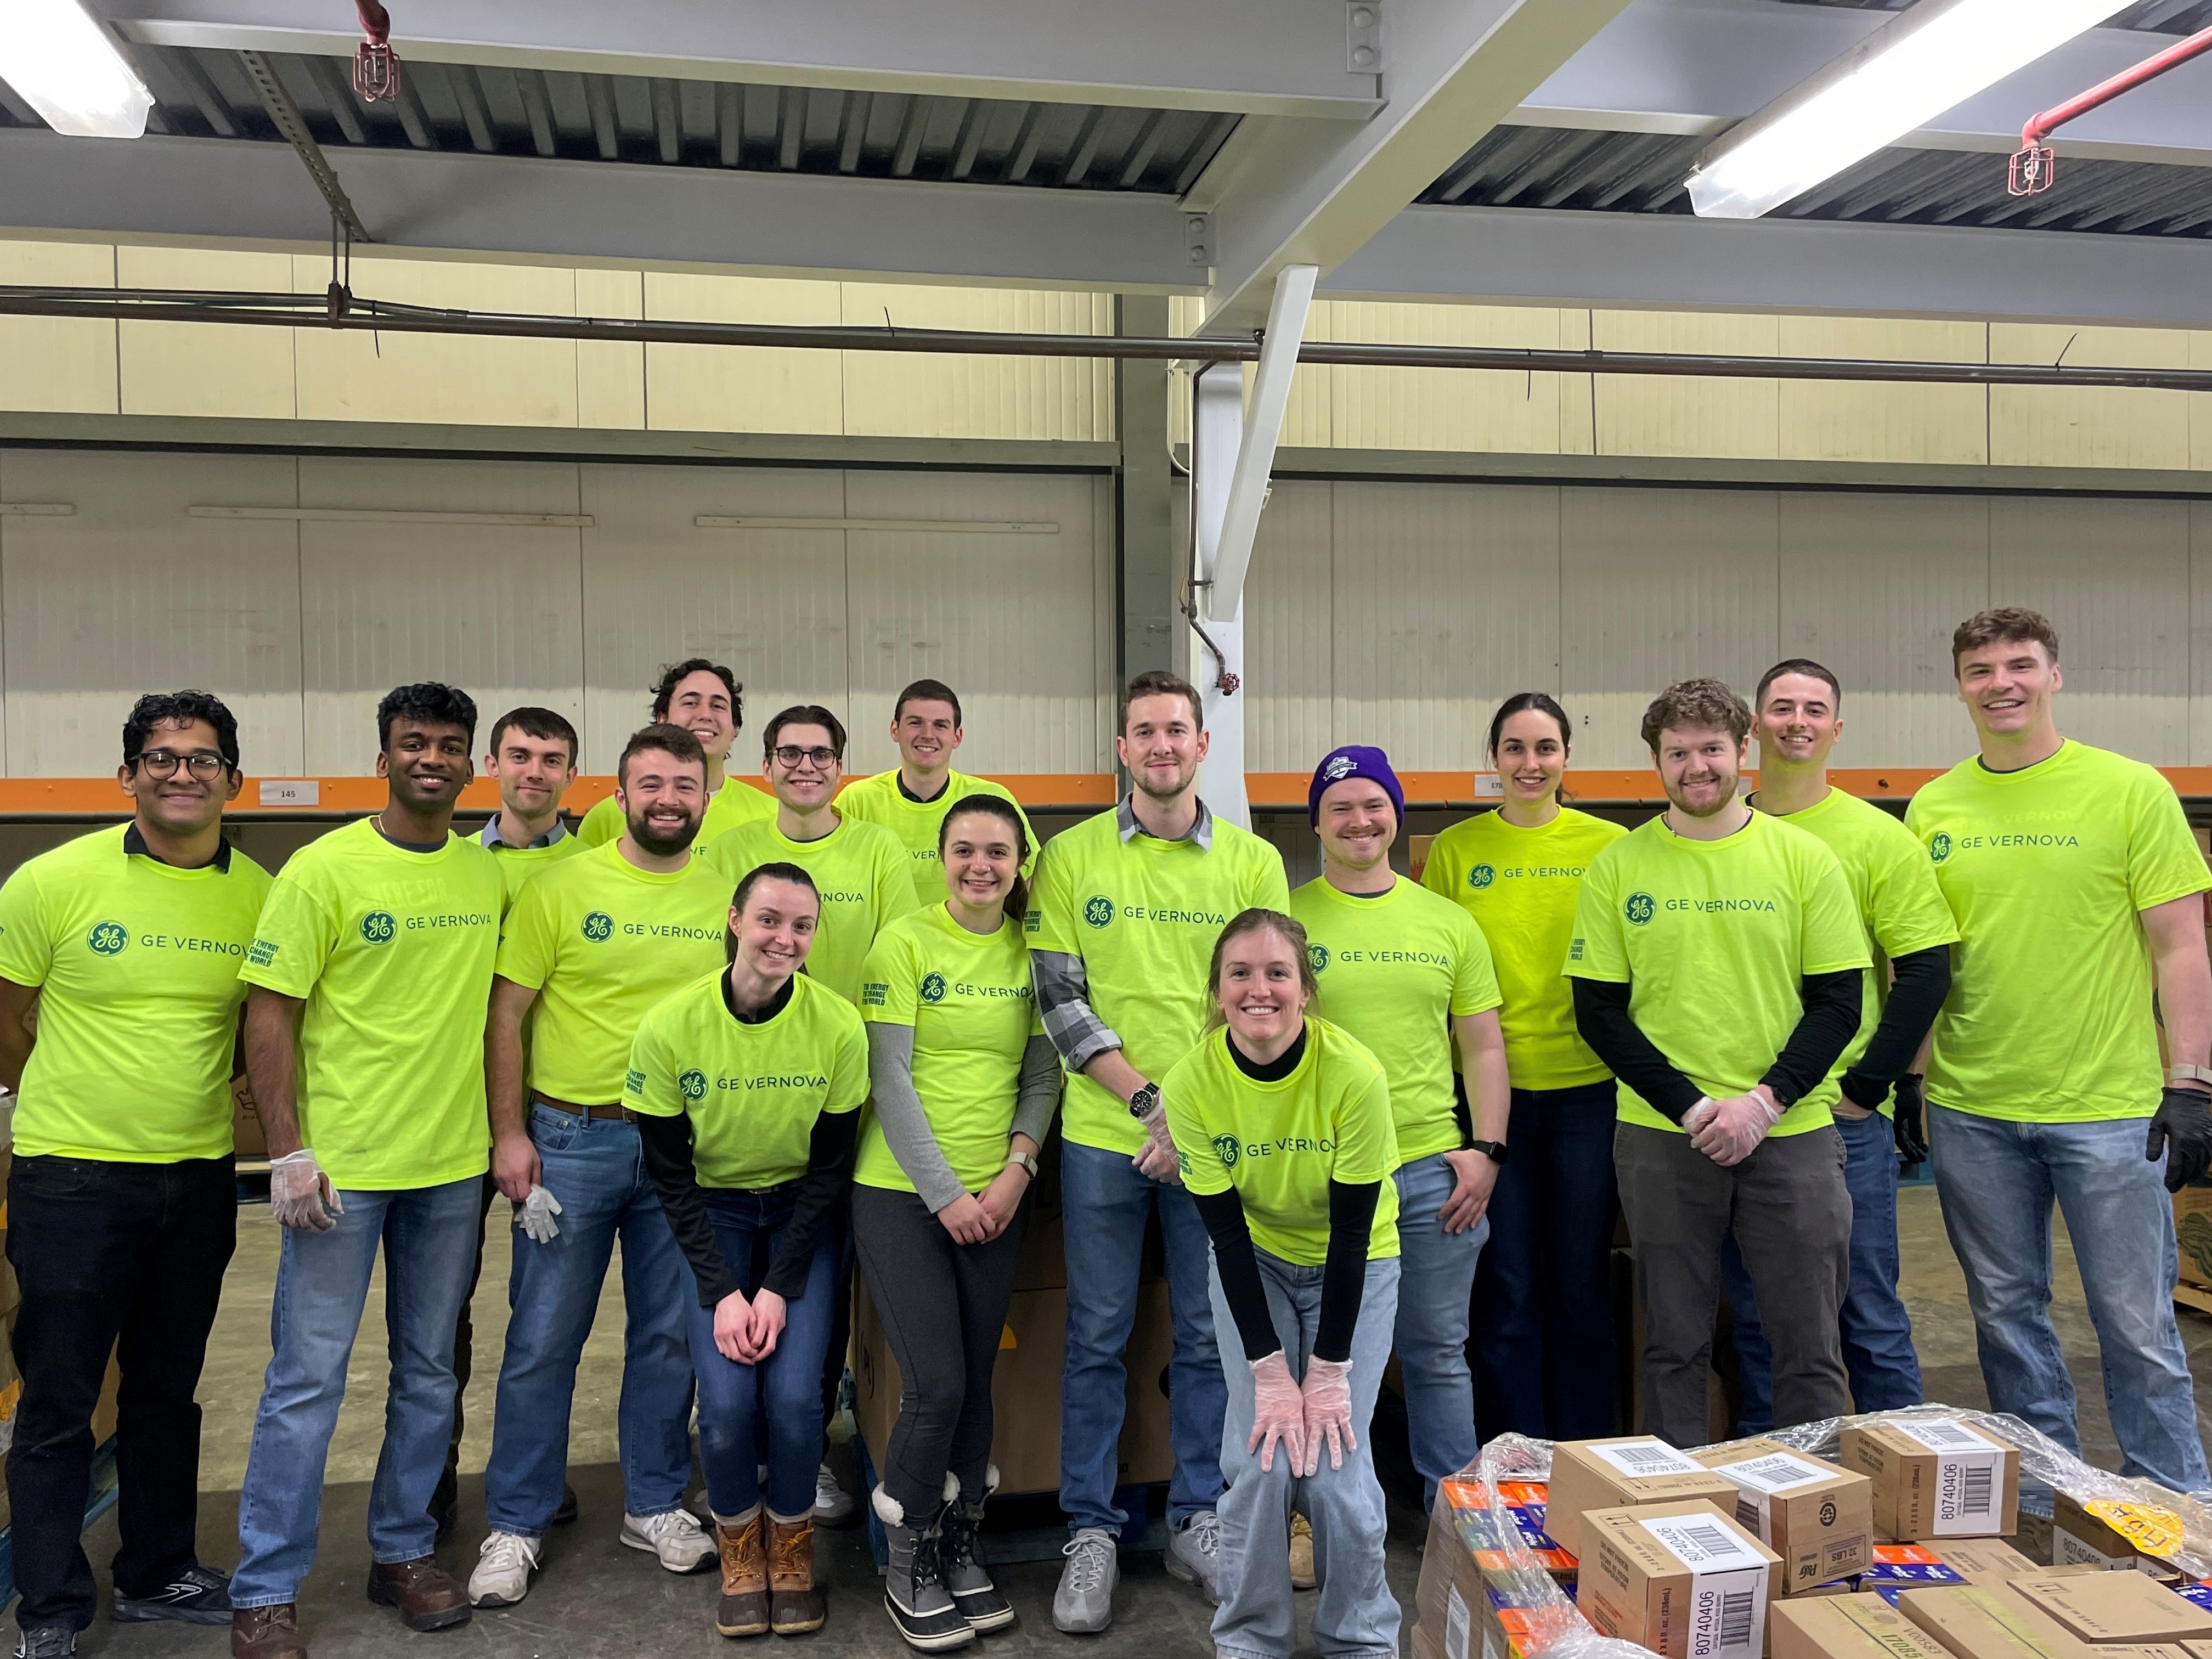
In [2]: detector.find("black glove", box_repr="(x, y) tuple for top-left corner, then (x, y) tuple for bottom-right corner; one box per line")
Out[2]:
(2148, 1086), (2212, 1193)
(1891, 1073), (1929, 1165)
(1839, 1069), (1889, 1113)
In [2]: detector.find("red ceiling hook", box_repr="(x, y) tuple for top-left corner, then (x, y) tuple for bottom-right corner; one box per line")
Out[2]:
(353, 0), (400, 103)
(2010, 20), (2212, 195)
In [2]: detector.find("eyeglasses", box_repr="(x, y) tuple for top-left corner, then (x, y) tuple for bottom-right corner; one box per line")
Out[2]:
(772, 745), (839, 770)
(134, 749), (228, 780)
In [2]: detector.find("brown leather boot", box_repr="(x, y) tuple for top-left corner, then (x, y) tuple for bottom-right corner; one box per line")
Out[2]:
(716, 1510), (771, 1638)
(768, 1512), (826, 1635)
(365, 1557), (471, 1632)
(231, 1604), (308, 1659)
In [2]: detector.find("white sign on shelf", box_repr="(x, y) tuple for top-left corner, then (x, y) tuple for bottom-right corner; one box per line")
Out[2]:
(257, 779), (321, 807)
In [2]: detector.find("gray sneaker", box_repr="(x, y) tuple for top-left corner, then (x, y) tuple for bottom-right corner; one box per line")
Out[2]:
(1052, 1527), (1119, 1633)
(1165, 1510), (1222, 1605)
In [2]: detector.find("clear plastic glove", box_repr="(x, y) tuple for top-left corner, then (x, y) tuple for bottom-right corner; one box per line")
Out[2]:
(519, 1183), (563, 1244)
(1687, 1090), (1782, 1167)
(1132, 1108), (1183, 1186)
(1680, 1096), (1718, 1137)
(1248, 1351), (1307, 1475)
(2149, 1086), (2212, 1192)
(269, 1148), (342, 1232)
(1301, 1356), (1356, 1475)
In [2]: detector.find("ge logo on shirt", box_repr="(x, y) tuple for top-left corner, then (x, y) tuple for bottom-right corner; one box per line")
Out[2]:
(360, 911), (398, 945)
(1212, 1133), (1240, 1169)
(1624, 891), (1656, 926)
(86, 920), (129, 956)
(582, 910), (614, 943)
(1084, 895), (1115, 929)
(921, 972), (948, 1003)
(1308, 944), (1330, 974)
(1468, 864), (1496, 890)
(1929, 832), (1953, 864)
(679, 1069), (708, 1103)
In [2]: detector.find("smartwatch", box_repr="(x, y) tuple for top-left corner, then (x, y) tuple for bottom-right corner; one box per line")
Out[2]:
(1468, 1138), (1509, 1167)
(1007, 1148), (1040, 1179)
(1128, 1081), (1162, 1119)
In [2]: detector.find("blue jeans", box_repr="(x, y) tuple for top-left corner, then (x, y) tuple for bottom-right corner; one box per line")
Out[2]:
(482, 1107), (693, 1535)
(685, 1186), (843, 1521)
(233, 1178), (483, 1607)
(1391, 1152), (1485, 1506)
(1723, 1107), (1922, 1433)
(1210, 1249), (1400, 1659)
(1928, 1103), (2209, 1491)
(1060, 1137), (1227, 1532)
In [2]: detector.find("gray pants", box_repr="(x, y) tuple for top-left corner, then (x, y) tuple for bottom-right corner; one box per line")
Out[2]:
(1615, 1122), (1852, 1446)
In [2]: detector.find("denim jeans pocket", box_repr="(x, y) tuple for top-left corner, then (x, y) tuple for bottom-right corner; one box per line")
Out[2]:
(529, 1103), (586, 1154)
(11, 1154), (98, 1198)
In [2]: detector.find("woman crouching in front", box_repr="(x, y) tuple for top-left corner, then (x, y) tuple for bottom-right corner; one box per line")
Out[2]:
(1163, 908), (1402, 1659)
(627, 861), (870, 1639)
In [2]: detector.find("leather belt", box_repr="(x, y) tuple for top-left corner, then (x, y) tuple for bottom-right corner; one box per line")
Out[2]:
(534, 1094), (627, 1121)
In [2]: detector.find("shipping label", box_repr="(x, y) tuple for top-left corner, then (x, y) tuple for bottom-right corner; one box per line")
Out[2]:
(1711, 1450), (1833, 1544)
(1587, 1439), (1708, 1480)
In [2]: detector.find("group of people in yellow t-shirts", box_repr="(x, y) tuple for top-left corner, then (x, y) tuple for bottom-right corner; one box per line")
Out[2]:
(2, 603), (2208, 1659)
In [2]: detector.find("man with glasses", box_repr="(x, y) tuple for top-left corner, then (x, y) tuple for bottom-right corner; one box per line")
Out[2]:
(0, 693), (272, 1659)
(579, 659), (772, 852)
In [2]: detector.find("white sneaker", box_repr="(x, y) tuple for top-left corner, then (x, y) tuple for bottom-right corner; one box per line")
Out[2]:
(814, 1460), (857, 1526)
(1166, 1510), (1222, 1605)
(1053, 1527), (1120, 1633)
(469, 1531), (541, 1607)
(620, 1507), (715, 1573)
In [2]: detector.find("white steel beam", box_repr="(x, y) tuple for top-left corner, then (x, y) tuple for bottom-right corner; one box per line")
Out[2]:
(1206, 265), (1317, 623)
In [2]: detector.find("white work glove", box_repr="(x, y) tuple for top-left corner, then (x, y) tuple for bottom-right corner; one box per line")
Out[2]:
(519, 1183), (563, 1244)
(1687, 1090), (1782, 1167)
(1301, 1356), (1357, 1475)
(1248, 1351), (1308, 1475)
(269, 1148), (342, 1232)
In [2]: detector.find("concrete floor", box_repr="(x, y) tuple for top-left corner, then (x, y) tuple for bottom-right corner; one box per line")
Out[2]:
(56, 1182), (2212, 1656)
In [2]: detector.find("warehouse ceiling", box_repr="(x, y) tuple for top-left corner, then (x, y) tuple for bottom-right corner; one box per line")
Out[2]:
(3, 0), (2212, 329)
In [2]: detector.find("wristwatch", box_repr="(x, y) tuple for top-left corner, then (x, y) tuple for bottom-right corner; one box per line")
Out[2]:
(1006, 1148), (1040, 1179)
(1468, 1138), (1509, 1167)
(2172, 1064), (2212, 1087)
(1128, 1081), (1162, 1119)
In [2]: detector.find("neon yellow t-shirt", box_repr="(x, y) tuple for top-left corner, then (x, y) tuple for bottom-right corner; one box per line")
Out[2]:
(494, 840), (730, 1103)
(1759, 787), (1960, 1114)
(855, 905), (1046, 1194)
(1288, 875), (1500, 1163)
(624, 970), (869, 1188)
(1420, 808), (1627, 1090)
(1164, 1017), (1400, 1266)
(1905, 739), (2210, 1122)
(578, 776), (775, 851)
(1026, 806), (1291, 1155)
(836, 769), (1038, 909)
(702, 812), (922, 1005)
(484, 831), (584, 906)
(239, 818), (503, 1189)
(0, 825), (271, 1162)
(1565, 811), (1869, 1136)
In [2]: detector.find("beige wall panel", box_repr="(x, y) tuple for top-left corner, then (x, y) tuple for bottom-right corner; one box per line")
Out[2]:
(1990, 324), (2195, 472)
(644, 274), (843, 435)
(292, 256), (582, 428)
(1, 450), (302, 774)
(1776, 493), (1990, 768)
(117, 246), (296, 420)
(1989, 494), (2190, 762)
(297, 458), (584, 771)
(1329, 481), (1562, 770)
(840, 285), (1112, 441)
(2189, 332), (2212, 472)
(575, 268), (646, 431)
(1558, 308), (1596, 456)
(578, 464), (849, 775)
(1328, 302), (1565, 455)
(1594, 311), (1780, 460)
(1778, 316), (1987, 466)
(0, 241), (116, 415)
(1242, 481), (1335, 772)
(1560, 486), (1780, 766)
(842, 470), (1104, 774)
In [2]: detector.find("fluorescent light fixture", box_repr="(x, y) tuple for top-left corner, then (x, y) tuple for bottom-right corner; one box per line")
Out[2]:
(1687, 0), (2132, 219)
(0, 0), (153, 139)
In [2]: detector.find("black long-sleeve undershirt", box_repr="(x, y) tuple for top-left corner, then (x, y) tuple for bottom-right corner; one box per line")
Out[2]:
(1572, 968), (1864, 1122)
(1761, 969), (1864, 1106)
(638, 1109), (859, 1305)
(1840, 945), (1952, 1109)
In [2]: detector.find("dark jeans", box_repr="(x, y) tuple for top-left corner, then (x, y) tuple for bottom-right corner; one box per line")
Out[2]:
(1469, 1082), (1621, 1441)
(7, 1154), (236, 1632)
(1614, 1121), (1851, 1447)
(850, 1183), (1028, 1516)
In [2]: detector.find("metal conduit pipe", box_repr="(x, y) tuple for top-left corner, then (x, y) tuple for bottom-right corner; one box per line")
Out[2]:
(4, 285), (2212, 391)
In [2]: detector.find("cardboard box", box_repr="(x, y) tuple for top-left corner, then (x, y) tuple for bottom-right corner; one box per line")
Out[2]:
(1940, 1544), (2044, 1583)
(1898, 1584), (2095, 1659)
(1697, 1439), (1875, 1596)
(2053, 1493), (2182, 1576)
(2174, 1186), (2212, 1291)
(1547, 1436), (1745, 1560)
(1580, 1500), (1782, 1659)
(1414, 1482), (1489, 1659)
(2004, 1576), (2212, 1645)
(1773, 1595), (1956, 1659)
(1841, 1420), (2020, 1540)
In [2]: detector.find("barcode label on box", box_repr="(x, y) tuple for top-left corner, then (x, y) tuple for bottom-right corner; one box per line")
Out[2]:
(1736, 1494), (1770, 1541)
(1891, 1419), (1999, 1454)
(1684, 1566), (1769, 1659)
(1718, 1451), (1833, 1496)
(1932, 1451), (2003, 1534)
(1641, 1515), (1769, 1572)
(1588, 1438), (1707, 1480)
(1447, 1584), (1471, 1659)
(2056, 1530), (2124, 1568)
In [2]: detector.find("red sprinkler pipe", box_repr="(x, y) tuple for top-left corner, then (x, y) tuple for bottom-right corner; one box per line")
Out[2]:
(2011, 21), (2212, 194)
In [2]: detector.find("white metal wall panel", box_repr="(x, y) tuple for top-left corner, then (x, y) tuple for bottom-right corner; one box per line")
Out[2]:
(297, 459), (586, 774)
(1243, 481), (1335, 772)
(1, 451), (304, 776)
(1559, 488), (1781, 767)
(1989, 495), (2191, 764)
(1777, 493), (1991, 769)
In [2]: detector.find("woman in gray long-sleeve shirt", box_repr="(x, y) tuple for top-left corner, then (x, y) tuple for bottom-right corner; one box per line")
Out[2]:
(851, 795), (1061, 1654)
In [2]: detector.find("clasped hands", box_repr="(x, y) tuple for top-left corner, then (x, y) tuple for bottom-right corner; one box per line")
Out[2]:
(712, 1286), (789, 1364)
(936, 1161), (1032, 1245)
(1681, 1086), (1782, 1167)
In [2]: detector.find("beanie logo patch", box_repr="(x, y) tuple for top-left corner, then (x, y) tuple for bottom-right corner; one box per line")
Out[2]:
(1322, 754), (1357, 783)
